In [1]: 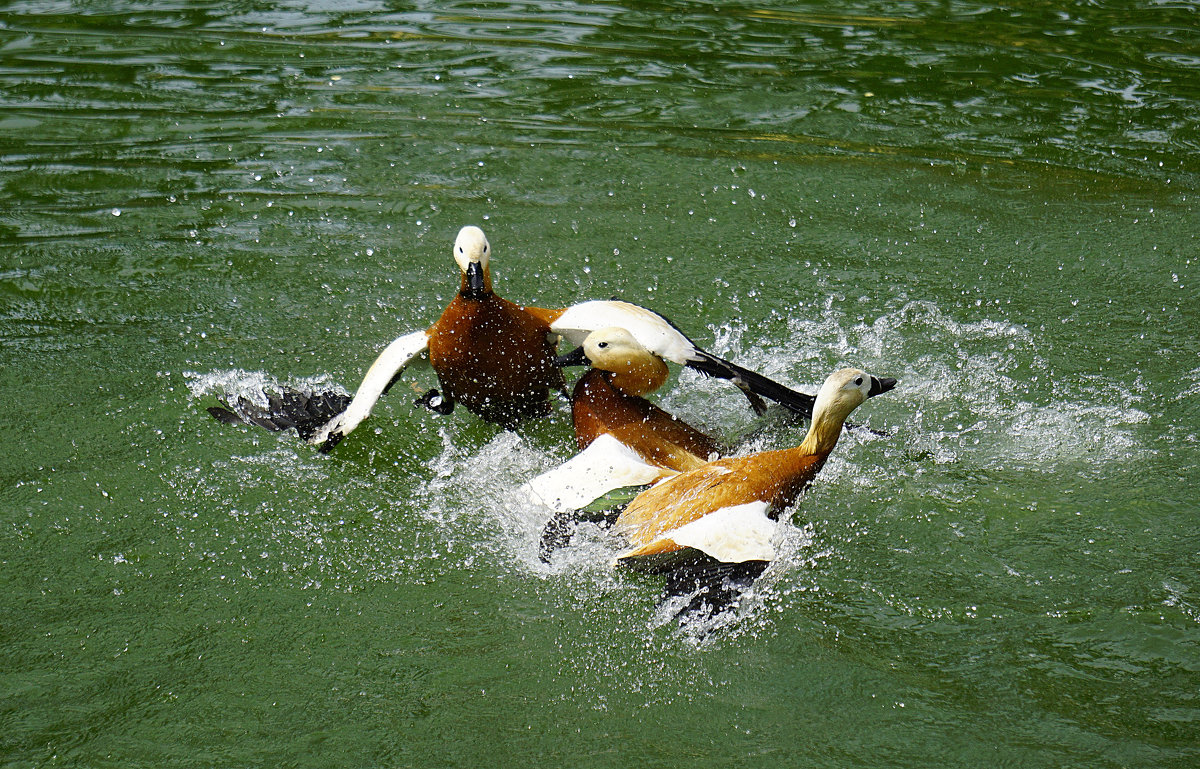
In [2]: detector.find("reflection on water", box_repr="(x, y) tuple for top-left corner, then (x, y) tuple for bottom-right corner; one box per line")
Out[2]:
(2, 1), (1199, 767)
(3, 0), (1199, 233)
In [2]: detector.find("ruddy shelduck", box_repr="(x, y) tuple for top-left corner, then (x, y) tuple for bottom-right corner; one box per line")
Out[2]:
(613, 368), (896, 572)
(211, 225), (564, 449)
(537, 300), (816, 419)
(523, 327), (724, 514)
(561, 327), (722, 472)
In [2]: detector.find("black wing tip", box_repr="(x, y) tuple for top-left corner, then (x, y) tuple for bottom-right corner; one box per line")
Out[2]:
(686, 349), (815, 417)
(208, 404), (254, 428)
(207, 386), (351, 441)
(773, 393), (815, 419)
(319, 431), (344, 454)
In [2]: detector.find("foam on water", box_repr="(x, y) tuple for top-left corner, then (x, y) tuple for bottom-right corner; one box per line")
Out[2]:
(730, 299), (1153, 476)
(181, 295), (1157, 651)
(404, 420), (834, 646)
(420, 429), (554, 564)
(185, 367), (348, 409)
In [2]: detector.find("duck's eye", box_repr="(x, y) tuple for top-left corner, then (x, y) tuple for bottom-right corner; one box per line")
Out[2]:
(482, 244), (488, 253)
(597, 342), (608, 349)
(457, 245), (464, 254)
(854, 376), (863, 386)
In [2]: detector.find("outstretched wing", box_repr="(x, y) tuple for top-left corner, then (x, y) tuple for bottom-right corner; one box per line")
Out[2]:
(520, 433), (677, 513)
(549, 299), (814, 417)
(206, 330), (431, 452)
(549, 300), (700, 365)
(308, 329), (430, 451)
(207, 389), (354, 439)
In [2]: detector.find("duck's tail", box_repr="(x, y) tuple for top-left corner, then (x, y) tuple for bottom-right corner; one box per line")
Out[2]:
(208, 388), (352, 442)
(685, 350), (815, 418)
(659, 556), (770, 631)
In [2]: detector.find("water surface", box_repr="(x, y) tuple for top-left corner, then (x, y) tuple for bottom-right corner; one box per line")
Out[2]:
(2, 1), (1198, 767)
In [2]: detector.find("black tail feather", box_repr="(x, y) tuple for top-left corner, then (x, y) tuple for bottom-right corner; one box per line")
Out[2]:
(660, 556), (770, 628)
(538, 506), (624, 562)
(207, 388), (352, 441)
(686, 350), (815, 419)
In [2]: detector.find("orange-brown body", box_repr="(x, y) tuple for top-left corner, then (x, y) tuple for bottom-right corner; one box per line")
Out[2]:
(613, 368), (895, 565)
(521, 305), (567, 328)
(571, 369), (721, 472)
(426, 270), (564, 425)
(615, 447), (826, 555)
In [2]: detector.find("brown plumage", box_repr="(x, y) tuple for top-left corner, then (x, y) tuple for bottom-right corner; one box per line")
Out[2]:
(561, 327), (722, 473)
(424, 229), (564, 425)
(614, 368), (896, 568)
(285, 226), (568, 449)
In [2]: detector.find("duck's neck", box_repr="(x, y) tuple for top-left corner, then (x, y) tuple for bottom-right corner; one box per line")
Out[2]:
(604, 359), (668, 398)
(795, 412), (845, 457)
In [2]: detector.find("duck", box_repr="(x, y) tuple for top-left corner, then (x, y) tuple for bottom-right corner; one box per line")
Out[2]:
(612, 367), (896, 573)
(560, 327), (723, 472)
(210, 224), (564, 450)
(537, 299), (815, 419)
(210, 226), (819, 452)
(523, 327), (724, 518)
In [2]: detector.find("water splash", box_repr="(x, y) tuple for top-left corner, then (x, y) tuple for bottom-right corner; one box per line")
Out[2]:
(185, 367), (348, 409)
(181, 294), (1157, 652)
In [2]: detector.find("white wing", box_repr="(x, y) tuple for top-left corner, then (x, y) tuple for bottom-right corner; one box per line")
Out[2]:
(549, 300), (701, 365)
(616, 500), (777, 568)
(552, 299), (817, 419)
(521, 433), (677, 513)
(309, 329), (430, 448)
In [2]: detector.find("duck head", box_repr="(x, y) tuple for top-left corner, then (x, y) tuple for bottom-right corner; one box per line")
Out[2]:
(557, 327), (670, 397)
(453, 225), (492, 299)
(815, 367), (896, 415)
(799, 368), (896, 455)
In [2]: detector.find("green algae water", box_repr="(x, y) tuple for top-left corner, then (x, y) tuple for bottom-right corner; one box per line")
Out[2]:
(2, 1), (1198, 766)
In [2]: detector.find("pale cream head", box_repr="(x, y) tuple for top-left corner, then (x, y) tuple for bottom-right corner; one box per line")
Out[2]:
(583, 327), (651, 371)
(797, 367), (883, 456)
(582, 327), (669, 397)
(453, 225), (490, 274)
(811, 368), (874, 424)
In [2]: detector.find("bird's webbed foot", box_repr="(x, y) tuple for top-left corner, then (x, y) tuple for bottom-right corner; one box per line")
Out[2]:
(415, 388), (455, 416)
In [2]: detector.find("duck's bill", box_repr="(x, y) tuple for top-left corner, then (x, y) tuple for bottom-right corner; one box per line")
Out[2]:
(554, 345), (591, 368)
(465, 261), (486, 295)
(868, 376), (897, 397)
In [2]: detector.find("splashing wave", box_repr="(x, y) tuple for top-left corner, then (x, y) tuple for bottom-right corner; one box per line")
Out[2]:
(184, 297), (1153, 643)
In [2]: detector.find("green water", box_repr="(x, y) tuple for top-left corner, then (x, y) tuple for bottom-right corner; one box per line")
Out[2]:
(2, 1), (1198, 766)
